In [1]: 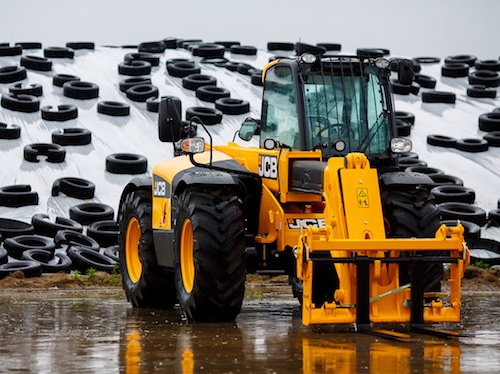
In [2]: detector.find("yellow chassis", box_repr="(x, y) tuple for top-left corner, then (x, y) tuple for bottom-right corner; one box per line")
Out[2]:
(294, 153), (469, 326)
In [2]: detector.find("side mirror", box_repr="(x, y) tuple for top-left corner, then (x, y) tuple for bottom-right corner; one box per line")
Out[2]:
(397, 59), (414, 86)
(158, 96), (183, 142)
(238, 118), (260, 141)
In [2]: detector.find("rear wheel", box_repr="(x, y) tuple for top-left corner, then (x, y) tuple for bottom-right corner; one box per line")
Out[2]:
(118, 190), (176, 308)
(174, 187), (246, 321)
(382, 188), (444, 292)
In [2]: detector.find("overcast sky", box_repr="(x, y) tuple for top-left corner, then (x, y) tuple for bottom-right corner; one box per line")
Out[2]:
(1, 0), (499, 59)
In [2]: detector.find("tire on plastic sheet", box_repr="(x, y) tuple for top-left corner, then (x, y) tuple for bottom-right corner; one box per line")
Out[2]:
(54, 229), (100, 251)
(467, 85), (497, 99)
(66, 42), (95, 50)
(421, 91), (456, 104)
(97, 101), (130, 116)
(230, 45), (257, 55)
(455, 138), (489, 152)
(412, 56), (440, 64)
(429, 174), (464, 187)
(119, 77), (151, 92)
(53, 74), (80, 87)
(475, 60), (500, 71)
(41, 105), (78, 121)
(196, 86), (230, 103)
(24, 143), (66, 163)
(44, 46), (74, 58)
(484, 131), (500, 146)
(106, 153), (148, 175)
(395, 111), (415, 125)
(67, 246), (118, 273)
(182, 74), (217, 91)
(444, 54), (477, 67)
(0, 260), (42, 279)
(468, 70), (500, 87)
(125, 84), (159, 102)
(185, 107), (223, 125)
(138, 41), (166, 53)
(0, 218), (34, 240)
(441, 63), (469, 78)
(1, 93), (39, 113)
(3, 235), (56, 260)
(51, 177), (95, 199)
(87, 220), (119, 247)
(414, 73), (436, 89)
(124, 52), (159, 66)
(0, 123), (21, 139)
(69, 203), (115, 225)
(52, 128), (91, 146)
(167, 61), (200, 78)
(118, 60), (152, 76)
(0, 44), (22, 56)
(63, 81), (99, 99)
(214, 98), (250, 115)
(479, 112), (500, 132)
(20, 56), (52, 71)
(9, 83), (43, 96)
(0, 184), (39, 207)
(31, 213), (83, 237)
(431, 185), (476, 204)
(489, 209), (500, 227)
(438, 202), (487, 227)
(0, 66), (27, 83)
(427, 134), (457, 147)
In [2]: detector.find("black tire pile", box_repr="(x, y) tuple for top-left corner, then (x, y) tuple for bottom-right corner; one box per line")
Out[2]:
(1, 38), (499, 278)
(387, 53), (500, 150)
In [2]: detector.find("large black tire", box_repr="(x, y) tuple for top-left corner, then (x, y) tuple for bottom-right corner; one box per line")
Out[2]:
(118, 190), (176, 308)
(174, 187), (246, 321)
(382, 188), (444, 292)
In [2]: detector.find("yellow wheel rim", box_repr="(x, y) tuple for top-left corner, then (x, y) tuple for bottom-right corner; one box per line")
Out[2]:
(126, 217), (142, 284)
(180, 219), (195, 293)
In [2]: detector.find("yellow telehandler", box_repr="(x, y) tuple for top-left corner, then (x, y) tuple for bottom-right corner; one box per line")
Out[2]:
(118, 53), (469, 337)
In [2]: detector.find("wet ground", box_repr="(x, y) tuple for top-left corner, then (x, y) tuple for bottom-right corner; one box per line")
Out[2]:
(0, 282), (499, 374)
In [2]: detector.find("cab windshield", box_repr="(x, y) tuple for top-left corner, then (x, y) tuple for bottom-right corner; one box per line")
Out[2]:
(303, 59), (390, 159)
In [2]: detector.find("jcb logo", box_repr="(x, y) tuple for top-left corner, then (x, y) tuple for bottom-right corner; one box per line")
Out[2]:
(258, 155), (278, 179)
(153, 175), (170, 198)
(287, 218), (326, 229)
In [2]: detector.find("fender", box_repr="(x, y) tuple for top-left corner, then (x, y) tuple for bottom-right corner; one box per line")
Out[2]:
(117, 176), (152, 222)
(154, 159), (261, 269)
(380, 170), (434, 188)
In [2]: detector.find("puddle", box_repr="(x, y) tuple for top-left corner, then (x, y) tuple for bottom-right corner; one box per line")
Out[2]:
(0, 287), (498, 373)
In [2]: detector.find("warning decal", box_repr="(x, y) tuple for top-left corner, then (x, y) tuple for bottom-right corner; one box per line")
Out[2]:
(357, 188), (369, 208)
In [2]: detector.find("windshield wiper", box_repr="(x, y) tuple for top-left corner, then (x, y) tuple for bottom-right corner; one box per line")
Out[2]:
(357, 111), (387, 152)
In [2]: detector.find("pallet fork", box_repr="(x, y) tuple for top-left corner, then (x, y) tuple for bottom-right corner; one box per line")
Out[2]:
(295, 154), (469, 338)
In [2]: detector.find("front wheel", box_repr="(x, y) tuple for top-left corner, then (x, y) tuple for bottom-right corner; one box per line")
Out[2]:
(174, 187), (246, 321)
(118, 189), (176, 308)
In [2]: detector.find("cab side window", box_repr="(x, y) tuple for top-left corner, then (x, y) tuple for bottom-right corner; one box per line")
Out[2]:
(261, 65), (299, 149)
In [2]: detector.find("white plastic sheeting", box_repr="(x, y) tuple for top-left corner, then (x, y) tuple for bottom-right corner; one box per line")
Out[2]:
(0, 46), (499, 241)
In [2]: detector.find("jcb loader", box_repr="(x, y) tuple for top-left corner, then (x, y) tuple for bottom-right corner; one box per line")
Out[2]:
(118, 53), (469, 334)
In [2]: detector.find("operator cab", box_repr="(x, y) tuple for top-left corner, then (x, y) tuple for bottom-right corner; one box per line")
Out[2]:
(240, 54), (412, 164)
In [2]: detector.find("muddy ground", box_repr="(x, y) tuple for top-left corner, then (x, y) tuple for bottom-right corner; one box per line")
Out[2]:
(0, 265), (499, 292)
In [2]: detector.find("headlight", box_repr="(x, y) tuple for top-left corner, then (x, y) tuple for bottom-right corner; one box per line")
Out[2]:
(391, 137), (412, 153)
(300, 53), (317, 64)
(375, 58), (390, 69)
(181, 137), (205, 153)
(333, 140), (346, 152)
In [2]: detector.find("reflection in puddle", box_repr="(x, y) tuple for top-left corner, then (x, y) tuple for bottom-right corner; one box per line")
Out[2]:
(0, 289), (498, 372)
